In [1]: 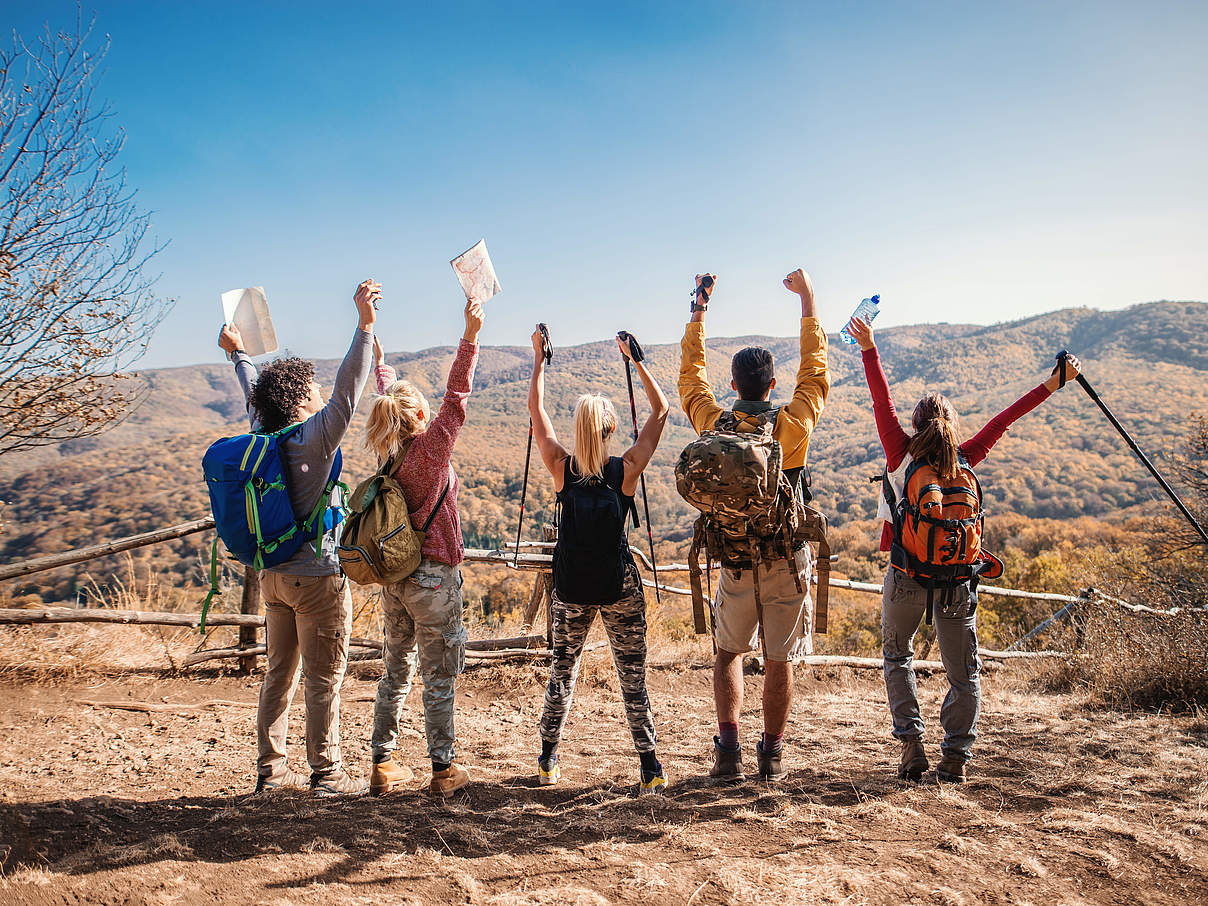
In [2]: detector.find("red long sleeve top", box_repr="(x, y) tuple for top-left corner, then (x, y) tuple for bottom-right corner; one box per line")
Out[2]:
(862, 346), (1051, 551)
(374, 338), (479, 566)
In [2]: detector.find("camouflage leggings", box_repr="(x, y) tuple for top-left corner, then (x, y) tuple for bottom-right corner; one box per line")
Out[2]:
(538, 564), (656, 753)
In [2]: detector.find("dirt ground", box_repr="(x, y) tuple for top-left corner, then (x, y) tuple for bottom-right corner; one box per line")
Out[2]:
(2, 648), (1207, 906)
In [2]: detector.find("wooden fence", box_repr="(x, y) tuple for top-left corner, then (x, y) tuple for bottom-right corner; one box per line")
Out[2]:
(0, 517), (1089, 671)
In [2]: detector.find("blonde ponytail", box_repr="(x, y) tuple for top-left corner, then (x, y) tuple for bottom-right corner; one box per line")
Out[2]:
(571, 393), (617, 480)
(908, 393), (963, 480)
(365, 380), (431, 465)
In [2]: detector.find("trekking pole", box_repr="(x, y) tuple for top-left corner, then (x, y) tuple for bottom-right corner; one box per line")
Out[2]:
(618, 330), (661, 603)
(1057, 350), (1208, 545)
(514, 324), (553, 566)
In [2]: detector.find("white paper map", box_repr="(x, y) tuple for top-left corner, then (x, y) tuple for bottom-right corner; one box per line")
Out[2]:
(220, 287), (279, 357)
(450, 239), (502, 303)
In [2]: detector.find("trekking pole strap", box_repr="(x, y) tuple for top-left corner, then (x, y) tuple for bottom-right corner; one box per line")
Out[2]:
(688, 518), (708, 634)
(623, 357), (661, 602)
(514, 420), (534, 567)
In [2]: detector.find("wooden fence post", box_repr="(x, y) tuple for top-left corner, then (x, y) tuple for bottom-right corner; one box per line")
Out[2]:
(238, 567), (261, 674)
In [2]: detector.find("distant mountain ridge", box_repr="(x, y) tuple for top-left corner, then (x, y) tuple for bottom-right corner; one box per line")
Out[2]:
(3, 300), (1206, 601)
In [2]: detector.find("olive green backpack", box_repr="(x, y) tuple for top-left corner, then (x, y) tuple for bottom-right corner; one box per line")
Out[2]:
(336, 444), (448, 586)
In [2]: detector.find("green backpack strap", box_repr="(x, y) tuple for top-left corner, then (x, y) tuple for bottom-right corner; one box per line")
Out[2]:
(198, 535), (221, 634)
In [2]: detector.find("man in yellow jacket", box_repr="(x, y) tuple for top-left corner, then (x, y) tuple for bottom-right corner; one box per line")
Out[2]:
(678, 269), (829, 782)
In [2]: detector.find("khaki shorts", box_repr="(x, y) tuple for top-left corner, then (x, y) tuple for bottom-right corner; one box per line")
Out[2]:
(712, 546), (814, 661)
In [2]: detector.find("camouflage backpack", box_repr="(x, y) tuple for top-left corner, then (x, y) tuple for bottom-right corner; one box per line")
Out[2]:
(674, 408), (830, 645)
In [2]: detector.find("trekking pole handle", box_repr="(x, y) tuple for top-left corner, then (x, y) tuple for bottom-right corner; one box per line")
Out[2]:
(617, 330), (645, 363)
(537, 323), (553, 364)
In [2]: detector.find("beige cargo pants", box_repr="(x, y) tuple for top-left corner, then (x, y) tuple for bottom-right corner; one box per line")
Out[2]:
(256, 572), (353, 781)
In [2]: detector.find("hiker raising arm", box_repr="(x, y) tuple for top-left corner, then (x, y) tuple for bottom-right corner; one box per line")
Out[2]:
(528, 326), (571, 486)
(676, 266), (831, 785)
(846, 313), (1081, 786)
(211, 278), (379, 797)
(362, 295), (483, 800)
(527, 322), (668, 793)
(616, 332), (669, 497)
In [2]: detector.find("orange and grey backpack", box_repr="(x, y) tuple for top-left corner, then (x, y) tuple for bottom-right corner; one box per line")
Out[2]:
(881, 453), (1002, 619)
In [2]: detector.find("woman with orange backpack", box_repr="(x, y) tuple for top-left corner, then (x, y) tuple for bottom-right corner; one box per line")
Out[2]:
(846, 316), (1080, 784)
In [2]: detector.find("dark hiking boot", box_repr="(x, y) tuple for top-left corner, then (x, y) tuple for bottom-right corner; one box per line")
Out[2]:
(755, 740), (784, 782)
(898, 738), (929, 782)
(254, 768), (308, 793)
(936, 755), (967, 784)
(709, 737), (744, 782)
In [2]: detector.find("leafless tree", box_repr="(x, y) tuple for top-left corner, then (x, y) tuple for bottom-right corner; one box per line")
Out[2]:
(0, 12), (171, 457)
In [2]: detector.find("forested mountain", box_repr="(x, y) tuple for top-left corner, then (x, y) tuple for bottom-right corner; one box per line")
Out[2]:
(2, 300), (1205, 602)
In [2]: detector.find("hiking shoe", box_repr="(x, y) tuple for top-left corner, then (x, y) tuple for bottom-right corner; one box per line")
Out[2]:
(370, 757), (415, 796)
(640, 766), (669, 795)
(756, 740), (784, 782)
(429, 762), (470, 798)
(311, 770), (367, 796)
(254, 768), (308, 793)
(898, 738), (929, 782)
(709, 737), (744, 782)
(537, 755), (560, 786)
(936, 755), (967, 784)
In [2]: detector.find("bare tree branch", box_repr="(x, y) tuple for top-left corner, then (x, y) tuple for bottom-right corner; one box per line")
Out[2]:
(0, 11), (171, 457)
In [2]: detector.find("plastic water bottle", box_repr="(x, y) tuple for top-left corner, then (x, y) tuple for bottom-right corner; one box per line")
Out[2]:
(840, 294), (881, 345)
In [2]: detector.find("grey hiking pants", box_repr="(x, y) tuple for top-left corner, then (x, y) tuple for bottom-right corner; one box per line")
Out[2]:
(881, 567), (981, 761)
(372, 559), (468, 765)
(539, 564), (657, 754)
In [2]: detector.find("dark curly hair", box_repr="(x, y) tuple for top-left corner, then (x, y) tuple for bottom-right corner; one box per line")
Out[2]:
(249, 357), (314, 432)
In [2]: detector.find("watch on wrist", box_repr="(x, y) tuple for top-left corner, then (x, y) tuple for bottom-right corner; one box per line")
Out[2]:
(690, 301), (708, 312)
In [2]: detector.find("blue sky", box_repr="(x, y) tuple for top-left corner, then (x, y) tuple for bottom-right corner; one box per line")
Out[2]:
(9, 1), (1208, 367)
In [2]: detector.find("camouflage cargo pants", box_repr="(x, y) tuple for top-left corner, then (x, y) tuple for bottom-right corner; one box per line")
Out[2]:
(539, 563), (656, 753)
(372, 559), (468, 765)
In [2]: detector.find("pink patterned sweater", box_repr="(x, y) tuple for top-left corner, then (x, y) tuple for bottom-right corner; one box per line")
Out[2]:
(374, 338), (478, 566)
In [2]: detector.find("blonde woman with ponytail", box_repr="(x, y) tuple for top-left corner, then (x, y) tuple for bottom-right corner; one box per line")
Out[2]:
(364, 297), (484, 800)
(847, 316), (1081, 785)
(528, 325), (670, 793)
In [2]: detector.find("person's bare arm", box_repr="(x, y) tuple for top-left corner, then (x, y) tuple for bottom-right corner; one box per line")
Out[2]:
(527, 326), (569, 488)
(618, 335), (669, 495)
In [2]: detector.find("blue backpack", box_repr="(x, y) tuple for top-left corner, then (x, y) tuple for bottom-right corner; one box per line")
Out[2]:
(199, 423), (346, 629)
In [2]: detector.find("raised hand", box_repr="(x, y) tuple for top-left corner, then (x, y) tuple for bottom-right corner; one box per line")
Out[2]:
(531, 325), (547, 361)
(218, 323), (244, 355)
(354, 279), (381, 328)
(464, 299), (485, 343)
(372, 334), (384, 364)
(1046, 352), (1083, 392)
(847, 316), (875, 351)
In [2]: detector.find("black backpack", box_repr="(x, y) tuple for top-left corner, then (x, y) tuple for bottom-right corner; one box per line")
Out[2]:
(553, 456), (637, 605)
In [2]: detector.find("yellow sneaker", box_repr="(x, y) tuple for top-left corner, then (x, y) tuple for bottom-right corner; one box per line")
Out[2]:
(640, 767), (668, 795)
(537, 755), (560, 786)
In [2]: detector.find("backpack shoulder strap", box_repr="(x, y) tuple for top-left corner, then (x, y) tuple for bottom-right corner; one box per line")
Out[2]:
(419, 479), (451, 533)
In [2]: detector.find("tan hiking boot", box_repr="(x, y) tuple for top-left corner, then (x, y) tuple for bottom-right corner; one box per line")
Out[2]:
(370, 758), (415, 796)
(311, 770), (367, 796)
(936, 755), (967, 784)
(898, 738), (929, 781)
(429, 762), (470, 798)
